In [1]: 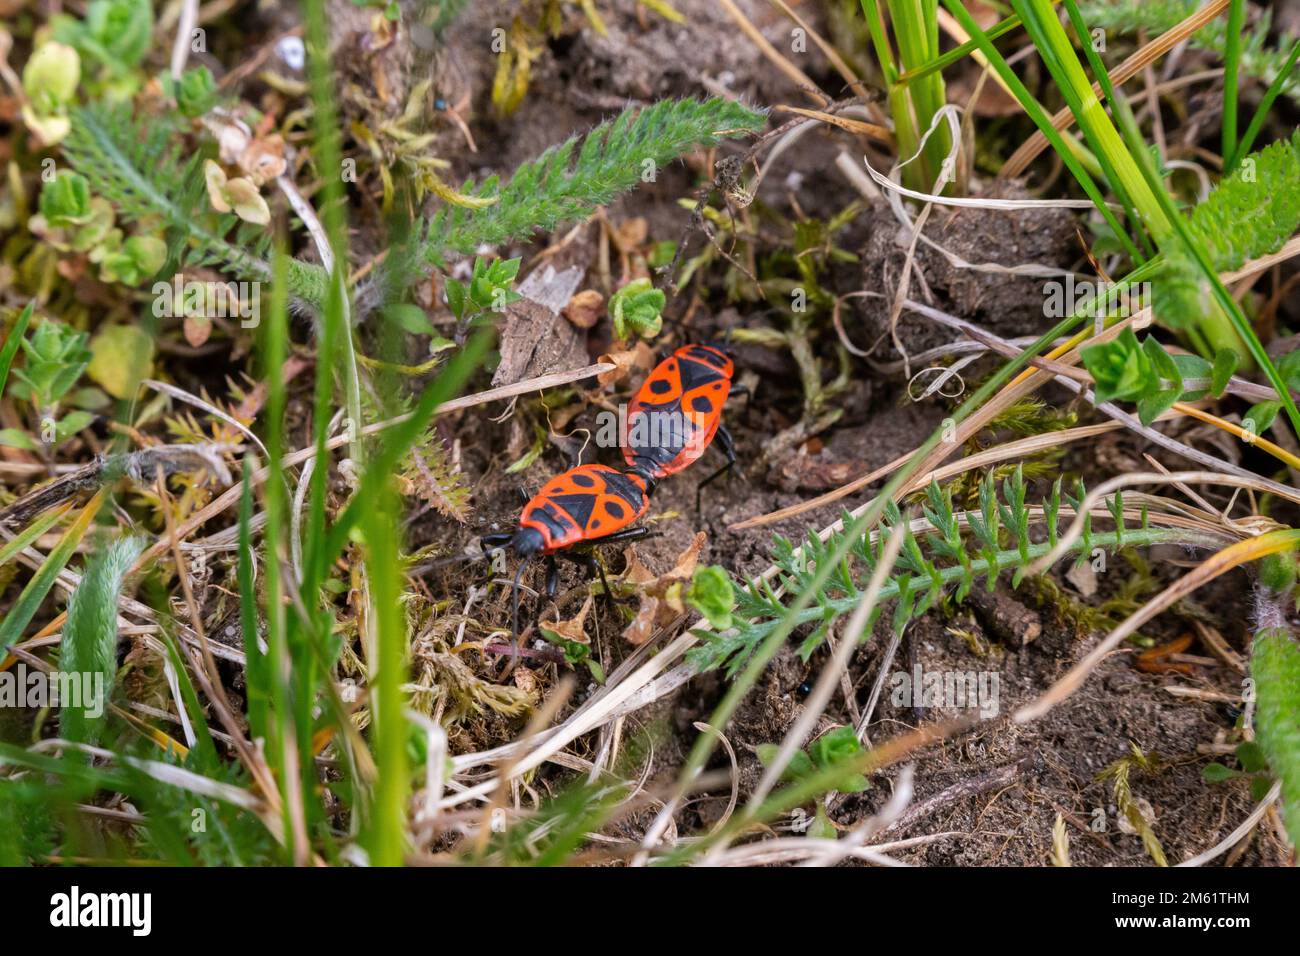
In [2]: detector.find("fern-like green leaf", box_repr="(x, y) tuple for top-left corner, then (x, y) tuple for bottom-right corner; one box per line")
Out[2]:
(688, 473), (1222, 675)
(423, 97), (767, 263)
(403, 429), (472, 522)
(1156, 130), (1300, 328)
(62, 103), (329, 307)
(1185, 129), (1300, 272)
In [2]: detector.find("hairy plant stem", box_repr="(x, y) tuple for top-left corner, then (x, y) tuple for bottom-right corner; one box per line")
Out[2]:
(1251, 599), (1300, 845)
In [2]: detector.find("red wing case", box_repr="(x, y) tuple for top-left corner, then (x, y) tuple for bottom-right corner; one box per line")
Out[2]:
(518, 464), (650, 553)
(623, 344), (733, 478)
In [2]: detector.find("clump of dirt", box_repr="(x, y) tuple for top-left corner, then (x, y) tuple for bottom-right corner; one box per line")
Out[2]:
(855, 185), (1080, 362)
(564, 0), (803, 106)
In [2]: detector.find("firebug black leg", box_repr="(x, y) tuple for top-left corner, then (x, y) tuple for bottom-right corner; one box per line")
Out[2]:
(695, 424), (738, 514)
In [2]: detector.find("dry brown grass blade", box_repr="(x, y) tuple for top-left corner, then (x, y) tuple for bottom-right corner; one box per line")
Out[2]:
(773, 104), (893, 143)
(1000, 0), (1230, 179)
(766, 0), (865, 96)
(716, 0), (829, 104)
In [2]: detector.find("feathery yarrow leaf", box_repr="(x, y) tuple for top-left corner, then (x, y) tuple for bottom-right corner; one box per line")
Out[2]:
(1156, 130), (1300, 327)
(423, 97), (767, 263)
(62, 102), (329, 306)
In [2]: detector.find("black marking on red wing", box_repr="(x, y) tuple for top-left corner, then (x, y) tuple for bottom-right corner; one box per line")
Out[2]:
(604, 500), (626, 520)
(549, 493), (597, 529)
(570, 471), (596, 488)
(676, 353), (727, 392)
(527, 504), (571, 541)
(682, 345), (729, 370)
(625, 398), (699, 474)
(600, 469), (648, 510)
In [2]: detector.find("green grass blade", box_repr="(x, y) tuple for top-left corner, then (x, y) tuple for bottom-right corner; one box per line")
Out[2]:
(237, 457), (268, 741)
(898, 12), (1025, 81)
(1058, 0), (1159, 259)
(1014, 0), (1167, 248)
(939, 0), (1143, 261)
(1229, 38), (1300, 170)
(359, 487), (407, 866)
(154, 626), (219, 770)
(318, 333), (490, 569)
(0, 303), (34, 398)
(859, 0), (899, 82)
(259, 249), (306, 859)
(0, 504), (71, 572)
(0, 489), (106, 655)
(1222, 0), (1245, 162)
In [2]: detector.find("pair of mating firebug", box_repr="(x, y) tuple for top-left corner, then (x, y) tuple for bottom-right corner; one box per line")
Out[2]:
(481, 343), (738, 634)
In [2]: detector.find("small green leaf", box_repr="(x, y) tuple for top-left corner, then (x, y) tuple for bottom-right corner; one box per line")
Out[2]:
(808, 802), (836, 839)
(76, 0), (155, 72)
(648, 240), (677, 269)
(174, 65), (216, 118)
(1132, 336), (1184, 425)
(756, 744), (814, 781)
(87, 324), (153, 399)
(687, 565), (734, 630)
(39, 171), (93, 227)
(381, 303), (435, 336)
(12, 319), (92, 408)
(68, 386), (111, 410)
(808, 726), (870, 791)
(1279, 349), (1300, 394)
(1172, 353), (1211, 400)
(504, 425), (545, 475)
(1244, 400), (1282, 435)
(54, 410), (95, 442)
(1210, 348), (1238, 397)
(0, 303), (35, 398)
(445, 277), (467, 322)
(99, 234), (165, 285)
(1081, 327), (1155, 403)
(609, 278), (666, 341)
(22, 41), (81, 114)
(1201, 762), (1241, 783)
(0, 428), (40, 451)
(1257, 552), (1297, 596)
(1236, 740), (1269, 774)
